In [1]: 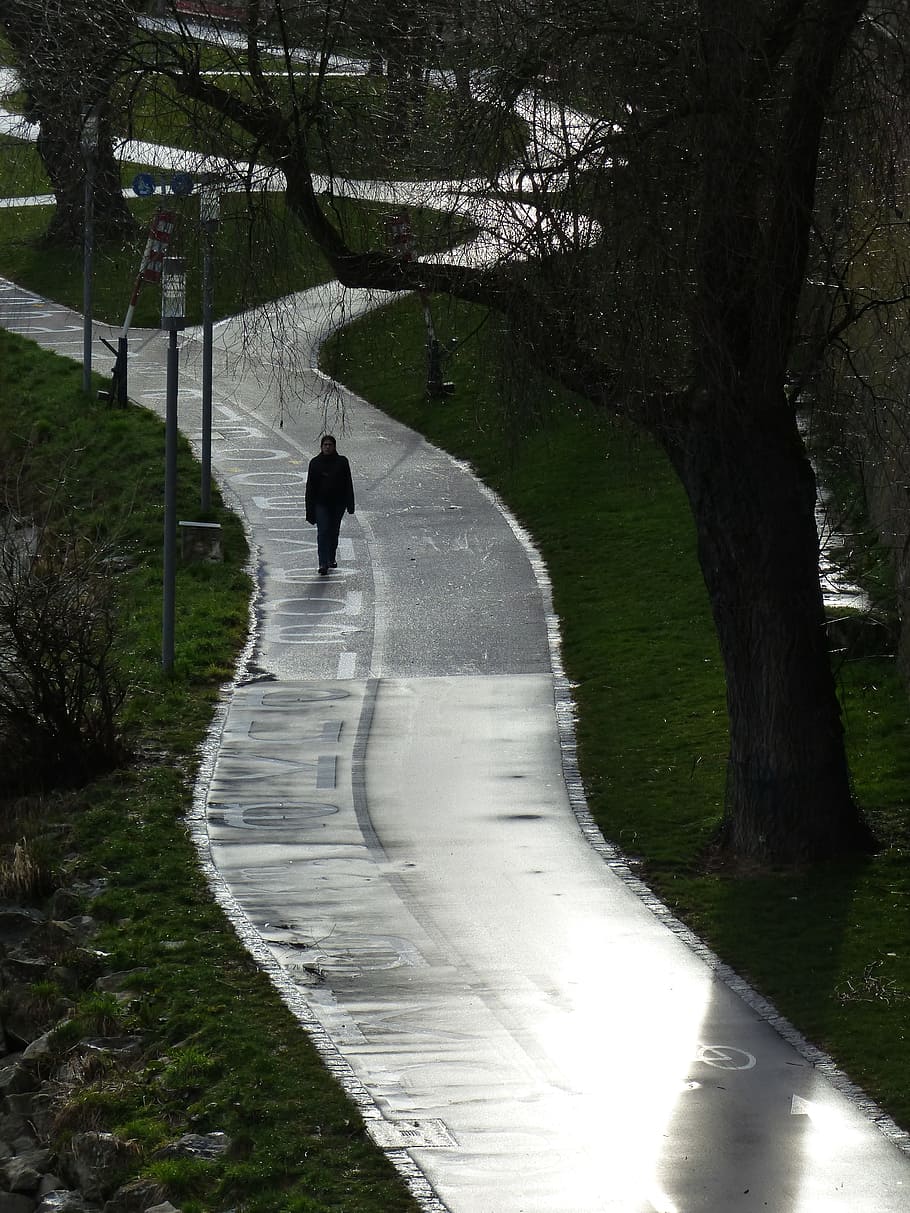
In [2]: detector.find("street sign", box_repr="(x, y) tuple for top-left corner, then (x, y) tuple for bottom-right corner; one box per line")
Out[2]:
(119, 208), (180, 342)
(140, 210), (179, 285)
(132, 172), (157, 197)
(170, 172), (194, 197)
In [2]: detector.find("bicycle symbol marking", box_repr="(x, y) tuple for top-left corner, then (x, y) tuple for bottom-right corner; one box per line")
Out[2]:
(697, 1044), (757, 1071)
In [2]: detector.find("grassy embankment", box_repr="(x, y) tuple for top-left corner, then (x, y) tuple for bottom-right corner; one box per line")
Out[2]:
(322, 294), (910, 1130)
(0, 329), (423, 1213)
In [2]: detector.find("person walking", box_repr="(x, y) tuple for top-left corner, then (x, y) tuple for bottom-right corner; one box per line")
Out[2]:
(305, 434), (355, 575)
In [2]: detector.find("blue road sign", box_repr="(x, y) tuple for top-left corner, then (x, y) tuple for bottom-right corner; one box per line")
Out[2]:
(132, 172), (157, 197)
(170, 172), (194, 197)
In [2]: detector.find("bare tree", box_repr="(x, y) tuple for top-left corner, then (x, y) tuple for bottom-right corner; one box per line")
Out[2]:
(0, 0), (139, 242)
(0, 501), (127, 796)
(140, 0), (910, 865)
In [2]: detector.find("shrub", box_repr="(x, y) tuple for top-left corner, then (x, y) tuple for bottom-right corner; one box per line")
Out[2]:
(0, 506), (128, 795)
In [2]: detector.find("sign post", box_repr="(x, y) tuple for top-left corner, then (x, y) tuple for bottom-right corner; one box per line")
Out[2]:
(160, 256), (187, 674)
(199, 180), (221, 512)
(385, 211), (453, 398)
(81, 109), (99, 394)
(112, 208), (178, 404)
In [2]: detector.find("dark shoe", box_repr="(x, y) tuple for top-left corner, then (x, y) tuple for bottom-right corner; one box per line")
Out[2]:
(330, 561), (337, 568)
(319, 566), (328, 576)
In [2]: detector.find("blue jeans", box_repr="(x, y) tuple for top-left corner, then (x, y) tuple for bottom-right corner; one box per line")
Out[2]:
(313, 503), (345, 569)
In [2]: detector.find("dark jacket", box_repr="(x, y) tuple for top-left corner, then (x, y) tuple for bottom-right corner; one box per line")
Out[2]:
(305, 452), (355, 521)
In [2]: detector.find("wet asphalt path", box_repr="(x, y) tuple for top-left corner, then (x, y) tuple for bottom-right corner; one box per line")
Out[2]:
(2, 278), (909, 1212)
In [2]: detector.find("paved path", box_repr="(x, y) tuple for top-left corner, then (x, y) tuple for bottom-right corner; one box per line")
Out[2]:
(2, 270), (910, 1212)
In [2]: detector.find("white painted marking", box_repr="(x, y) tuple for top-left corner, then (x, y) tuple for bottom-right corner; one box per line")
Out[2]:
(272, 567), (316, 584)
(345, 591), (363, 615)
(790, 1093), (865, 1145)
(270, 596), (347, 616)
(697, 1044), (756, 1071)
(232, 470), (306, 486)
(251, 495), (308, 511)
(214, 404), (243, 422)
(268, 622), (360, 643)
(9, 325), (81, 334)
(220, 446), (288, 461)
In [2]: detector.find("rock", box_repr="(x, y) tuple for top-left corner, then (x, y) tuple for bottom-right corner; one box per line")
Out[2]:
(3, 953), (51, 985)
(100, 1180), (167, 1213)
(34, 1192), (101, 1213)
(144, 1205), (181, 1213)
(3, 1147), (53, 1193)
(21, 1035), (53, 1063)
(45, 968), (80, 998)
(8, 1094), (54, 1140)
(0, 1191), (36, 1212)
(35, 920), (96, 954)
(47, 891), (82, 921)
(80, 1039), (144, 1064)
(35, 1177), (65, 1197)
(91, 974), (145, 998)
(0, 909), (45, 947)
(60, 1135), (139, 1203)
(151, 1132), (230, 1161)
(64, 919), (96, 941)
(0, 1058), (38, 1098)
(0, 1114), (33, 1144)
(1, 989), (59, 1048)
(34, 923), (76, 953)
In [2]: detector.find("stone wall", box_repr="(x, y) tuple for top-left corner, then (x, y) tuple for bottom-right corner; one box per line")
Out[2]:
(0, 894), (231, 1213)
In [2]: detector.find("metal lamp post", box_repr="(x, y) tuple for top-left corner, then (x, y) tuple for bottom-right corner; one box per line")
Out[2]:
(81, 108), (99, 394)
(199, 181), (221, 512)
(161, 256), (187, 674)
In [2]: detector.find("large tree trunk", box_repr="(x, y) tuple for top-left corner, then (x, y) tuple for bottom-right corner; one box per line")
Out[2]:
(35, 112), (136, 246)
(2, 0), (139, 246)
(664, 390), (875, 865)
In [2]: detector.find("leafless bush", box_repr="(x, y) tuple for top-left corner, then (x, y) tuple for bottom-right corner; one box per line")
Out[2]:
(0, 837), (48, 900)
(0, 509), (128, 796)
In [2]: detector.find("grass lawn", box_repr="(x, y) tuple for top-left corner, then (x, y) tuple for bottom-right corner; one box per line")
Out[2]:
(322, 293), (910, 1132)
(0, 329), (422, 1213)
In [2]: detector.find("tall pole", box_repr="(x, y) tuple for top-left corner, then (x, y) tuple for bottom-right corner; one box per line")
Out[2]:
(162, 328), (178, 673)
(160, 256), (187, 674)
(201, 230), (214, 512)
(82, 175), (94, 392)
(81, 110), (98, 395)
(199, 182), (221, 512)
